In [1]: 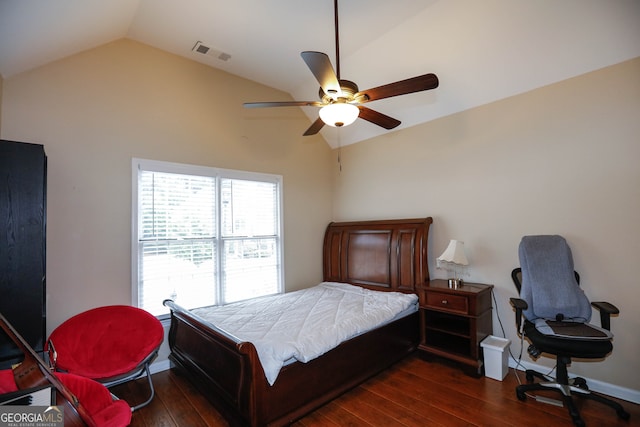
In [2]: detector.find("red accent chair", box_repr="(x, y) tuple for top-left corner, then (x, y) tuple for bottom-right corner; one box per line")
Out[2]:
(46, 305), (164, 411)
(57, 372), (133, 427)
(0, 369), (132, 427)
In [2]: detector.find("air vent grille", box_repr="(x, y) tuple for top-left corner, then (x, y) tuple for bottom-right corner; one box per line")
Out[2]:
(192, 41), (231, 62)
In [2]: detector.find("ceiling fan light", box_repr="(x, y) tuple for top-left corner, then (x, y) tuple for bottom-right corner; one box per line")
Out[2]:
(319, 103), (359, 128)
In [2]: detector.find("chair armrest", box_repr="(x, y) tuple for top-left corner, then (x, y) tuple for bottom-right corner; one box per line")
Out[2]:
(510, 298), (528, 331)
(591, 301), (620, 331)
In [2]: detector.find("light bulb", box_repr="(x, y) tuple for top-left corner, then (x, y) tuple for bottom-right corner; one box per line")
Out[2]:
(319, 103), (359, 127)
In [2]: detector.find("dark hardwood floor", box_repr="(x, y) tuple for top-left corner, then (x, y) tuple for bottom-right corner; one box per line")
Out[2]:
(111, 354), (639, 427)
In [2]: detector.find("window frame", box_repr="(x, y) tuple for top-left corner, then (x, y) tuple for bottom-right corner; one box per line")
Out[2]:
(131, 158), (284, 317)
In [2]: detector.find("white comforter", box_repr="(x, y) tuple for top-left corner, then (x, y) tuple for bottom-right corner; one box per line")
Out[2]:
(191, 282), (418, 385)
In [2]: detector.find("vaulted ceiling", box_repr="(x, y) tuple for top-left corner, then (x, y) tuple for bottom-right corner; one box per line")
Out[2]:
(1, 0), (639, 147)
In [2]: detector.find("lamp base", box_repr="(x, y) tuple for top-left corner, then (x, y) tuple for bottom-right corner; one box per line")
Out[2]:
(448, 278), (463, 289)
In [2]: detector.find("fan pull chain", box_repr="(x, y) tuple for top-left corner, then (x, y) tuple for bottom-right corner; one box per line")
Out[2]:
(337, 129), (342, 172)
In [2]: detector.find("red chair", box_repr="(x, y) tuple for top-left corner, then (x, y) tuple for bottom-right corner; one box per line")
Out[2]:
(0, 311), (132, 427)
(0, 369), (132, 427)
(57, 372), (132, 427)
(47, 305), (164, 411)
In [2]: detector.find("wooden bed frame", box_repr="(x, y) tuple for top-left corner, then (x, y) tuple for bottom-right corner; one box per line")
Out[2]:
(164, 217), (432, 426)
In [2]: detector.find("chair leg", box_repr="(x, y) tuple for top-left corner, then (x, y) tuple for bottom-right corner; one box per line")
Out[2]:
(130, 363), (155, 412)
(579, 390), (630, 421)
(516, 382), (586, 426)
(516, 357), (630, 427)
(562, 393), (584, 427)
(107, 362), (156, 412)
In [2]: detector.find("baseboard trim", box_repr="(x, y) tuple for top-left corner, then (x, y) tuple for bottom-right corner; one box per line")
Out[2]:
(149, 359), (171, 375)
(509, 357), (640, 404)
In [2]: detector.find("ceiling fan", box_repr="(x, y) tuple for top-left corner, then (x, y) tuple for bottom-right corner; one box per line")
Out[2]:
(243, 0), (439, 136)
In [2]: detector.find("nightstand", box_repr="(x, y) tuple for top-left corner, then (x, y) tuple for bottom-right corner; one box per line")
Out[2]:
(417, 279), (493, 375)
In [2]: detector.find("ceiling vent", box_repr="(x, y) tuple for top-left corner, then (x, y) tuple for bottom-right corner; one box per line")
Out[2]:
(192, 41), (231, 62)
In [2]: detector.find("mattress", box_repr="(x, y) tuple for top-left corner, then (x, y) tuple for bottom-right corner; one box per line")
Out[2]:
(191, 282), (418, 385)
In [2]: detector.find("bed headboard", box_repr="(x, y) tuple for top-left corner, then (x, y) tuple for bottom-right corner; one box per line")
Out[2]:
(323, 217), (432, 293)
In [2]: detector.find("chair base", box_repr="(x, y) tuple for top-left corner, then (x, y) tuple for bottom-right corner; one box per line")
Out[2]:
(516, 368), (630, 427)
(102, 362), (156, 412)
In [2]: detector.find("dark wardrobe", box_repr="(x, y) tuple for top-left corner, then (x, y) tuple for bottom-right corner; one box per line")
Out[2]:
(0, 140), (47, 367)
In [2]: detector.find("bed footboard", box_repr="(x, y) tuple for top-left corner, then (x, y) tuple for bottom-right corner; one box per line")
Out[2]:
(165, 300), (419, 427)
(164, 299), (265, 425)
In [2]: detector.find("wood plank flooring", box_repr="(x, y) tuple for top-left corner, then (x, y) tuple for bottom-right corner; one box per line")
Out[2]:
(111, 354), (639, 426)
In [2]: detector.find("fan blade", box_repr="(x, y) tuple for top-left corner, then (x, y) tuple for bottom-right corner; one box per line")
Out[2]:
(244, 101), (323, 108)
(357, 106), (401, 130)
(303, 117), (325, 136)
(301, 51), (341, 98)
(356, 73), (439, 103)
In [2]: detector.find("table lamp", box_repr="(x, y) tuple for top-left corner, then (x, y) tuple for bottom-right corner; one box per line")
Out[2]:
(437, 240), (469, 288)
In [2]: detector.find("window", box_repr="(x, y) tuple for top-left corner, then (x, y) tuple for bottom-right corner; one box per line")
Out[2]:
(132, 159), (283, 316)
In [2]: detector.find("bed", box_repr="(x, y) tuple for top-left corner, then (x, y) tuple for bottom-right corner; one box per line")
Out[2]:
(164, 217), (432, 426)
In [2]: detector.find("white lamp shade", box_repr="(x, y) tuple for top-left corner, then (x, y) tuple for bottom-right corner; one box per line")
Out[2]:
(437, 240), (469, 266)
(319, 103), (359, 127)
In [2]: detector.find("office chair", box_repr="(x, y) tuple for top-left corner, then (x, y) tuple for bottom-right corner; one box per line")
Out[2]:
(510, 235), (630, 427)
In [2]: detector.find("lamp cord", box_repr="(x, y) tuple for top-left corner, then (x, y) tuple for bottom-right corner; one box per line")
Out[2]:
(490, 289), (557, 386)
(491, 288), (559, 403)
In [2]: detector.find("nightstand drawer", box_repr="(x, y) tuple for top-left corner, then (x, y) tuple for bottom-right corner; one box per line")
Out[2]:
(425, 291), (468, 314)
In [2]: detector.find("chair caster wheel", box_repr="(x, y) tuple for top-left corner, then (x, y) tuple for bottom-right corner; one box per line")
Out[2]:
(525, 372), (534, 382)
(516, 390), (526, 401)
(617, 409), (630, 421)
(573, 377), (588, 390)
(572, 418), (585, 427)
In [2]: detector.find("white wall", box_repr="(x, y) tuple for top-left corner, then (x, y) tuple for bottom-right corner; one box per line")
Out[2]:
(0, 39), (333, 333)
(331, 58), (640, 394)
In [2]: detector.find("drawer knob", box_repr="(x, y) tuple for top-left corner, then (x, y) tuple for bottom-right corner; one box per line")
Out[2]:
(441, 299), (448, 304)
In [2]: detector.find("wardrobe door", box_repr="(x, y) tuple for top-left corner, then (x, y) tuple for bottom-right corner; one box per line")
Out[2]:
(0, 140), (46, 366)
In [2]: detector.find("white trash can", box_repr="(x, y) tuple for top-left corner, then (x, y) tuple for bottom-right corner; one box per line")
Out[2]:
(480, 336), (511, 380)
